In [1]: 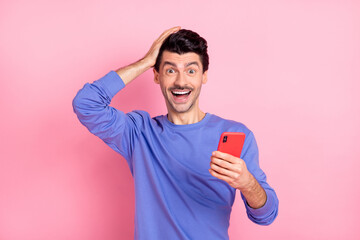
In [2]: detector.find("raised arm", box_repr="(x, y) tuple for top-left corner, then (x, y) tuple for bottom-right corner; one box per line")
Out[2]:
(72, 27), (180, 162)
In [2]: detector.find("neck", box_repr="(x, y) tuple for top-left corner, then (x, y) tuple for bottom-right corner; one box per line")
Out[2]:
(167, 110), (206, 125)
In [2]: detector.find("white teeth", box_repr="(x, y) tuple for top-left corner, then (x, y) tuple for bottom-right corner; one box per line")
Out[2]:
(172, 91), (190, 95)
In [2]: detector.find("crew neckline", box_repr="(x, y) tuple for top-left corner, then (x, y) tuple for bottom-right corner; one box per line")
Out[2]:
(160, 113), (212, 130)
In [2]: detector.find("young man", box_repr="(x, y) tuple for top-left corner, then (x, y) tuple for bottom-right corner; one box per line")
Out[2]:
(73, 27), (278, 239)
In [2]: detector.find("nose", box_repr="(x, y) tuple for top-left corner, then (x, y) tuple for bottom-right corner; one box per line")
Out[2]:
(174, 71), (187, 87)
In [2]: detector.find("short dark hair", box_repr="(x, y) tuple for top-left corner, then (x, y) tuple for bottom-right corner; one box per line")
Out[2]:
(154, 29), (209, 73)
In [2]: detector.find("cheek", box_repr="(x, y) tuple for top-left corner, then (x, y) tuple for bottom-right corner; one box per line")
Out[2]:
(159, 81), (170, 94)
(194, 77), (205, 88)
(160, 76), (176, 87)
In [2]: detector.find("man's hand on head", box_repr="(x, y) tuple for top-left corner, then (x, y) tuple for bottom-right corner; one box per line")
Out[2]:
(116, 26), (180, 85)
(143, 26), (181, 67)
(209, 151), (267, 209)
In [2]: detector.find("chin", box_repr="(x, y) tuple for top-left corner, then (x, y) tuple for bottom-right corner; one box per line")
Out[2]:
(170, 103), (194, 114)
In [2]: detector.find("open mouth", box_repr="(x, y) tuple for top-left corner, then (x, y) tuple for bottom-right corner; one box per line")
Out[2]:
(170, 89), (192, 103)
(171, 90), (191, 97)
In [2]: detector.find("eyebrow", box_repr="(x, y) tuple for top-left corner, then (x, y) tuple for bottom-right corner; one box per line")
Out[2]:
(163, 61), (177, 67)
(186, 62), (200, 68)
(163, 61), (200, 68)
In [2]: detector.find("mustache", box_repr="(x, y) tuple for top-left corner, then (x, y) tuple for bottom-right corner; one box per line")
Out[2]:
(169, 85), (194, 91)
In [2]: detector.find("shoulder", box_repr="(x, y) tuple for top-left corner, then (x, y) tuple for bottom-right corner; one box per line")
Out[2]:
(127, 110), (164, 130)
(127, 110), (151, 118)
(208, 113), (252, 136)
(123, 110), (152, 128)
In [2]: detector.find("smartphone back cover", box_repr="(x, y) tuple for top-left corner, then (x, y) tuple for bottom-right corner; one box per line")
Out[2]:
(217, 132), (246, 158)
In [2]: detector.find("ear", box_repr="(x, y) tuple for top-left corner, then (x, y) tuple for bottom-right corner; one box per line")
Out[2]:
(153, 68), (160, 84)
(202, 70), (208, 84)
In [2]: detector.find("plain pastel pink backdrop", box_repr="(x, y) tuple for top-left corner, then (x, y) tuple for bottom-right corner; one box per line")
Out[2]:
(1, 0), (359, 239)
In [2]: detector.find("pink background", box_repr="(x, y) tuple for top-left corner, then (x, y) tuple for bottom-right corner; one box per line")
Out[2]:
(1, 0), (359, 239)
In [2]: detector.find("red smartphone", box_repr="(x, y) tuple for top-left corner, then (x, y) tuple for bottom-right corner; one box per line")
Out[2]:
(217, 132), (246, 158)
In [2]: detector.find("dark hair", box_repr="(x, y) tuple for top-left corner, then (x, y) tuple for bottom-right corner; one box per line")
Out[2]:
(154, 29), (209, 73)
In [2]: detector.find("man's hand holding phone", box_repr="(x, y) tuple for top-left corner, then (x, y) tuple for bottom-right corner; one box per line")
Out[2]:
(209, 150), (254, 190)
(209, 132), (267, 209)
(209, 132), (251, 190)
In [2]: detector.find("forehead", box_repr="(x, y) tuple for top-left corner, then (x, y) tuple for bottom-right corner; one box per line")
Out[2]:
(161, 51), (202, 69)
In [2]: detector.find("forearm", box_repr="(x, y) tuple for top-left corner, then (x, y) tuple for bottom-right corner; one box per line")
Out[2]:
(240, 174), (267, 209)
(115, 58), (152, 85)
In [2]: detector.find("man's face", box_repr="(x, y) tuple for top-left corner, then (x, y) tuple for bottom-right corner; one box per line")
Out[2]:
(154, 50), (208, 115)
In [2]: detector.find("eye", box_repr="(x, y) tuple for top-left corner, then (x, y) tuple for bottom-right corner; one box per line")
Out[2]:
(166, 69), (175, 74)
(187, 69), (196, 74)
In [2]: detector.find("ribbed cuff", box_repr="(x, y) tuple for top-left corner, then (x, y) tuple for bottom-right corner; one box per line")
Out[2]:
(95, 70), (126, 99)
(246, 189), (275, 217)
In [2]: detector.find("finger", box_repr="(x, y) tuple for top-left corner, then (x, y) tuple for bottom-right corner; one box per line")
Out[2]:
(163, 26), (181, 35)
(157, 26), (181, 42)
(145, 27), (181, 62)
(210, 162), (238, 179)
(149, 27), (180, 55)
(209, 169), (233, 183)
(212, 151), (241, 164)
(211, 156), (234, 171)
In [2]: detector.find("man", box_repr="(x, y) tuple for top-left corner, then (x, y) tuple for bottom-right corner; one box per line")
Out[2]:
(73, 27), (278, 240)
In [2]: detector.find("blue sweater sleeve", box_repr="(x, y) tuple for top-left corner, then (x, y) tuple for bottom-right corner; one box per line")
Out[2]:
(72, 71), (144, 170)
(240, 131), (279, 225)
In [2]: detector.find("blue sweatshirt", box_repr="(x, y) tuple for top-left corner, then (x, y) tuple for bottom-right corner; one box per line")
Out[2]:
(72, 71), (278, 240)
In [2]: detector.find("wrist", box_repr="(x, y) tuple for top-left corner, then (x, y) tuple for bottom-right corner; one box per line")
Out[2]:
(115, 57), (154, 86)
(138, 57), (155, 70)
(237, 171), (256, 192)
(239, 174), (267, 209)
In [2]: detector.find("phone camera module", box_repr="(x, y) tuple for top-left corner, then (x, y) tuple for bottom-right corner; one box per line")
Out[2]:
(223, 136), (228, 143)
